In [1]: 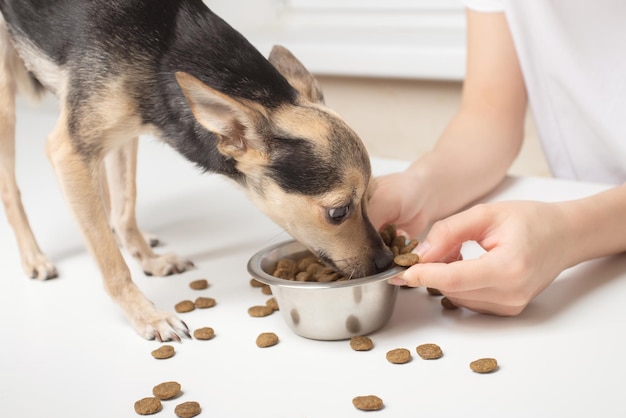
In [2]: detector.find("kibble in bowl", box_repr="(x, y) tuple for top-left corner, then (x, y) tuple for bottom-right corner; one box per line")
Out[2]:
(247, 240), (403, 340)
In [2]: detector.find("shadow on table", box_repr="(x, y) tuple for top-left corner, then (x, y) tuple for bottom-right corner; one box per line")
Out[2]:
(524, 253), (626, 321)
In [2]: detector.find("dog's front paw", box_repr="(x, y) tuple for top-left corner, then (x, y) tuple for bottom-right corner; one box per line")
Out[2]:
(142, 232), (161, 248)
(22, 252), (58, 280)
(135, 310), (191, 342)
(142, 253), (195, 276)
(117, 283), (191, 341)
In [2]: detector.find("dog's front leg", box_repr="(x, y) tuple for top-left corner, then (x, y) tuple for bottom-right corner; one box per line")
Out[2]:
(103, 137), (194, 276)
(46, 117), (189, 341)
(0, 35), (57, 280)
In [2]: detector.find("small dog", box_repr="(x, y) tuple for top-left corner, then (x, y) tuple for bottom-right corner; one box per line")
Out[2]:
(0, 0), (393, 340)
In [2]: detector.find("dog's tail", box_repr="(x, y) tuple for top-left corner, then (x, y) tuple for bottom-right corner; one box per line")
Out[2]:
(0, 14), (46, 102)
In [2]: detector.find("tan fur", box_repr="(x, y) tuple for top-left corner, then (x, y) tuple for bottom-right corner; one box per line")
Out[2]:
(1, 18), (193, 339)
(45, 104), (190, 340)
(73, 77), (155, 154)
(246, 156), (376, 278)
(178, 61), (386, 279)
(1, 9), (387, 340)
(268, 45), (324, 103)
(176, 71), (270, 163)
(0, 16), (57, 279)
(270, 103), (335, 144)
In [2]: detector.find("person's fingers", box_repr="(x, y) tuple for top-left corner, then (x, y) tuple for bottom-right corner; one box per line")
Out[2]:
(437, 248), (463, 263)
(368, 200), (398, 232)
(395, 256), (496, 292)
(416, 204), (497, 263)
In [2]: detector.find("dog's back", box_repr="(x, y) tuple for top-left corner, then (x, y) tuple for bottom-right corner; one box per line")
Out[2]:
(1, 0), (300, 175)
(0, 0), (393, 341)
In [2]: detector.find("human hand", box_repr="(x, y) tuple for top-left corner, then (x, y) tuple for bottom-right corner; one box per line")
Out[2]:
(390, 201), (572, 315)
(368, 170), (431, 238)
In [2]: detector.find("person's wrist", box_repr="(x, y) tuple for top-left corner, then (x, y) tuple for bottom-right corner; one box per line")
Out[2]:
(403, 157), (439, 228)
(551, 200), (590, 269)
(411, 152), (453, 215)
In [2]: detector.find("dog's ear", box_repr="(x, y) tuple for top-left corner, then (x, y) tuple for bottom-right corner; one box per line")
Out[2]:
(175, 71), (264, 159)
(268, 45), (324, 104)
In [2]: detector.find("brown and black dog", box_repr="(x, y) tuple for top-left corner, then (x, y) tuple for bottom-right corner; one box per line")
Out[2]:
(0, 0), (393, 340)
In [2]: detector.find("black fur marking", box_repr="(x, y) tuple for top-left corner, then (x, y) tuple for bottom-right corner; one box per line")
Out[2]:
(317, 252), (339, 272)
(150, 1), (298, 177)
(266, 114), (371, 196)
(0, 0), (298, 181)
(267, 136), (342, 196)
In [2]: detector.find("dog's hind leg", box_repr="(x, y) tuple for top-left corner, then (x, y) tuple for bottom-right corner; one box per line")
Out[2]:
(46, 112), (189, 340)
(99, 149), (160, 249)
(103, 137), (194, 276)
(0, 20), (57, 280)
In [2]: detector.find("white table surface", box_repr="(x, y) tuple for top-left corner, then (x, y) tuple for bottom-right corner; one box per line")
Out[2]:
(1, 102), (625, 418)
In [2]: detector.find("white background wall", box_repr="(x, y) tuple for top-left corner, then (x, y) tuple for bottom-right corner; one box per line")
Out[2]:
(207, 0), (467, 79)
(205, 0), (549, 176)
(20, 1), (549, 178)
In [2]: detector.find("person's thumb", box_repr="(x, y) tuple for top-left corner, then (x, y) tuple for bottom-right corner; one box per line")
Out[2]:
(415, 205), (492, 263)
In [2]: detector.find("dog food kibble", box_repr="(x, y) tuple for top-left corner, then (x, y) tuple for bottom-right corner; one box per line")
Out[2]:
(273, 268), (293, 280)
(416, 343), (443, 360)
(305, 263), (323, 276)
(248, 305), (274, 317)
(392, 235), (406, 254)
(250, 278), (264, 288)
(297, 256), (317, 271)
(427, 287), (443, 296)
(175, 300), (195, 313)
(386, 348), (412, 364)
(152, 381), (181, 400)
(272, 257), (347, 283)
(189, 279), (208, 290)
(441, 296), (458, 310)
(261, 285), (273, 295)
(193, 327), (215, 340)
(174, 401), (201, 418)
(350, 336), (374, 351)
(276, 258), (297, 273)
(256, 332), (279, 348)
(151, 344), (175, 360)
(266, 297), (279, 311)
(194, 296), (216, 309)
(401, 239), (419, 254)
(266, 224), (419, 283)
(380, 223), (397, 246)
(470, 358), (498, 373)
(352, 395), (384, 411)
(380, 224), (422, 267)
(134, 397), (162, 415)
(393, 253), (420, 267)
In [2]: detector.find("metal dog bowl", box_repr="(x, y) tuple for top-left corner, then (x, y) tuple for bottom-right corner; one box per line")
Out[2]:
(247, 240), (402, 340)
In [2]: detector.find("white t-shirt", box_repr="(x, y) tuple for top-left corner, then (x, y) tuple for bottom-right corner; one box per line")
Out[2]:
(464, 0), (626, 185)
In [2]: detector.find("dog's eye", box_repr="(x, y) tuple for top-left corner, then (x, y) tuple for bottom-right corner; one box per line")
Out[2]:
(327, 205), (350, 224)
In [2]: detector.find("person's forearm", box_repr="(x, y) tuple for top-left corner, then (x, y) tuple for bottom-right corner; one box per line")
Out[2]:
(406, 108), (524, 224)
(560, 183), (626, 267)
(401, 9), (527, 226)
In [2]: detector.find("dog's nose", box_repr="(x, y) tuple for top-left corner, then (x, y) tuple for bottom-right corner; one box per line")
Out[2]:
(374, 248), (394, 273)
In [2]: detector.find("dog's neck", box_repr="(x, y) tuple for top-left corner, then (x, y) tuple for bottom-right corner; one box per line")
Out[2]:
(145, 1), (296, 182)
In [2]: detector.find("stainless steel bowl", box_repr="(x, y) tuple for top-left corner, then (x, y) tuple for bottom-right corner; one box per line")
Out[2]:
(247, 240), (403, 340)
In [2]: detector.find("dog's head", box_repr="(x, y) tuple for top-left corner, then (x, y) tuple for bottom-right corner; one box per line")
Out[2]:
(176, 46), (393, 278)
